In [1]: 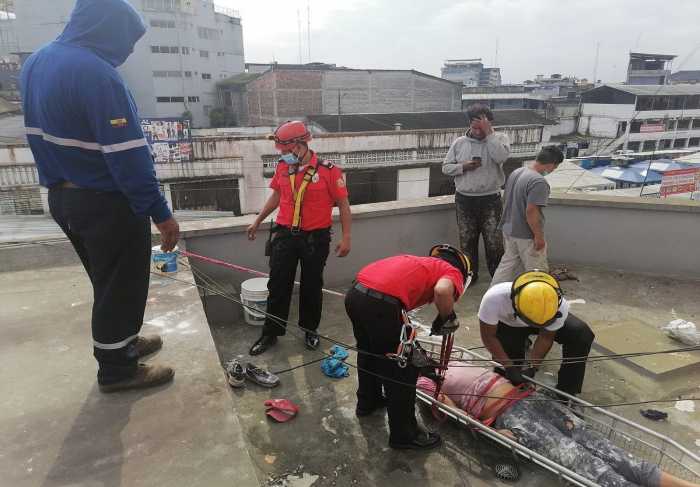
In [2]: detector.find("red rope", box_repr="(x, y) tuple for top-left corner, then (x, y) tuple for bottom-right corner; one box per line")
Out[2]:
(432, 332), (455, 421)
(178, 249), (269, 277)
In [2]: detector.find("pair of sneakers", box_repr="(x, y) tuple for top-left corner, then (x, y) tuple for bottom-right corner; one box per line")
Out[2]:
(225, 359), (280, 389)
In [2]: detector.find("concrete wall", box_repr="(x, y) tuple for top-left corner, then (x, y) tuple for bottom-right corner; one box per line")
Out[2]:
(579, 103), (636, 137)
(176, 194), (700, 293)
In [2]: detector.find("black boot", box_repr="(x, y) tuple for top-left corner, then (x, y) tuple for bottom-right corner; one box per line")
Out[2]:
(249, 335), (277, 356)
(389, 428), (442, 450)
(304, 331), (320, 350)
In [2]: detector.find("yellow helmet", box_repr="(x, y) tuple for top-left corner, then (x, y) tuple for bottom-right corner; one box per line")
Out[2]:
(510, 270), (562, 327)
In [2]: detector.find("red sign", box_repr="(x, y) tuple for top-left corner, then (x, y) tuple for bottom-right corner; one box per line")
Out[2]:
(660, 167), (700, 197)
(640, 123), (666, 133)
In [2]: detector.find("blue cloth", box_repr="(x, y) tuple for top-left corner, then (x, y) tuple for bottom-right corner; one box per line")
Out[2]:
(321, 345), (350, 378)
(19, 0), (171, 223)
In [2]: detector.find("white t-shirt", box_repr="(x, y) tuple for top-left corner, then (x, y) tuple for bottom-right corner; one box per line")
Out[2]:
(478, 282), (569, 332)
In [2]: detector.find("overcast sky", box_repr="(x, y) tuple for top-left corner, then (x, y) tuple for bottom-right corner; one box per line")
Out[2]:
(219, 0), (700, 84)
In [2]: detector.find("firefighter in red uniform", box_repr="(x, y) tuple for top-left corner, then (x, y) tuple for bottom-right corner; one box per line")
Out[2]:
(345, 245), (472, 450)
(247, 121), (352, 355)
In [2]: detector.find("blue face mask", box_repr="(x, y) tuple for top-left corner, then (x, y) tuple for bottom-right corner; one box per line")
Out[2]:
(281, 153), (299, 164)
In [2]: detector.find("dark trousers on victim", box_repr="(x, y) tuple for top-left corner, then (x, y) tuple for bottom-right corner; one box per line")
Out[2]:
(262, 228), (331, 337)
(455, 192), (504, 279)
(48, 187), (151, 384)
(345, 287), (419, 444)
(496, 313), (595, 395)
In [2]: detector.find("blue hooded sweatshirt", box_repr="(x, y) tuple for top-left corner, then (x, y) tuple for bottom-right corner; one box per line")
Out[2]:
(20, 0), (171, 223)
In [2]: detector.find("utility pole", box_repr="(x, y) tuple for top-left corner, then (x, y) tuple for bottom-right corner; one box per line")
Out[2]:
(592, 42), (600, 85)
(337, 90), (342, 132)
(307, 0), (311, 62)
(297, 9), (302, 64)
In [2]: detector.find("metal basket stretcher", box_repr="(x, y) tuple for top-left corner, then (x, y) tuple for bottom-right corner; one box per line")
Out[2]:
(416, 338), (700, 486)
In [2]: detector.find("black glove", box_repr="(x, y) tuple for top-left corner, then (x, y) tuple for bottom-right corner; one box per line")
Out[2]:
(431, 311), (459, 336)
(522, 367), (537, 379)
(504, 367), (527, 386)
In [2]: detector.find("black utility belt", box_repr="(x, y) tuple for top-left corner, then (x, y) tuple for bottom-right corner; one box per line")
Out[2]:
(273, 225), (331, 237)
(352, 282), (403, 308)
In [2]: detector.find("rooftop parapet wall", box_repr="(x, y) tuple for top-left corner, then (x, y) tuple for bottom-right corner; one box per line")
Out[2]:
(178, 193), (700, 287)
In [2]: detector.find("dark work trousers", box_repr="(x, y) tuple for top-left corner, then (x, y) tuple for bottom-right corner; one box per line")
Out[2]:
(48, 187), (151, 385)
(345, 287), (420, 444)
(262, 227), (331, 337)
(455, 192), (504, 279)
(496, 313), (595, 395)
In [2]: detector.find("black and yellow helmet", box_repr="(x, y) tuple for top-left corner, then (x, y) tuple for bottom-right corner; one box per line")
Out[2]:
(511, 270), (563, 327)
(429, 244), (473, 290)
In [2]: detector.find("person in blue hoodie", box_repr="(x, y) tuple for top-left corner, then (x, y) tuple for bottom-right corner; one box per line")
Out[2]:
(20, 0), (179, 393)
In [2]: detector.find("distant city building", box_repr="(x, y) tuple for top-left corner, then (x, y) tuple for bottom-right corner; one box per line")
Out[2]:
(14, 0), (245, 127)
(217, 64), (462, 126)
(579, 84), (700, 153)
(670, 70), (700, 85)
(441, 59), (501, 87)
(627, 52), (675, 85)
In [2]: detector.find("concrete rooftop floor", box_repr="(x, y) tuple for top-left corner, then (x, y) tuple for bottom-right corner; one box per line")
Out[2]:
(2, 257), (700, 486)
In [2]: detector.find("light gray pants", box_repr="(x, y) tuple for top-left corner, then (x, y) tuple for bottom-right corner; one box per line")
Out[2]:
(490, 233), (549, 286)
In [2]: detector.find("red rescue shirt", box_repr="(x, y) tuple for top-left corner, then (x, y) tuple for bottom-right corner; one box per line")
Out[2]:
(356, 255), (465, 310)
(270, 152), (348, 231)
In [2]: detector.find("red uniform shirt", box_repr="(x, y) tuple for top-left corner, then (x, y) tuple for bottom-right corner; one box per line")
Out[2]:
(356, 255), (465, 310)
(269, 152), (348, 231)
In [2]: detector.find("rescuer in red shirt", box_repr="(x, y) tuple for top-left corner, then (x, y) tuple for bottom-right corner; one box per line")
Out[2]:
(345, 244), (472, 450)
(247, 121), (352, 355)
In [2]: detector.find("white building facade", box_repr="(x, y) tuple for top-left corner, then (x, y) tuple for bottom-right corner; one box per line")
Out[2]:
(14, 0), (244, 127)
(579, 84), (700, 154)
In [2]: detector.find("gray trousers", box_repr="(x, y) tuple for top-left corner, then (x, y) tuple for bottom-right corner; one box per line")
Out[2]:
(490, 233), (549, 286)
(495, 395), (660, 487)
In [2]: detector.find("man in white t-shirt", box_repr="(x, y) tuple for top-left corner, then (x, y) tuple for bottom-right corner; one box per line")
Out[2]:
(478, 270), (594, 396)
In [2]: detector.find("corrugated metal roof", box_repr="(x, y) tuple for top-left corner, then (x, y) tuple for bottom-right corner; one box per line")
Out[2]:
(604, 84), (700, 96)
(546, 161), (616, 192)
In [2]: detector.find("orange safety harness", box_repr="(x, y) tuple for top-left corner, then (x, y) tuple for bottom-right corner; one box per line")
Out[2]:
(288, 162), (318, 232)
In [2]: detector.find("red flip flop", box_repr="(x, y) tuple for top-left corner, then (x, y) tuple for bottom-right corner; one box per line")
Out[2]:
(264, 399), (299, 423)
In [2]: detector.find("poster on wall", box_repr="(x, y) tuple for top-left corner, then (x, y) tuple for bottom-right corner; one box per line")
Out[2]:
(659, 167), (700, 197)
(140, 118), (193, 163)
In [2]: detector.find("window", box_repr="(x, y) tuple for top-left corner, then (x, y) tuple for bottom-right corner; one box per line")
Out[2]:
(188, 96), (200, 103)
(636, 96), (653, 111)
(200, 50), (209, 58)
(156, 96), (185, 103)
(201, 73), (212, 80)
(659, 139), (672, 149)
(642, 140), (657, 151)
(184, 71), (192, 77)
(630, 120), (642, 133)
(687, 96), (700, 110)
(143, 0), (182, 11)
(666, 119), (676, 131)
(689, 138), (700, 147)
(159, 45), (170, 53)
(203, 105), (212, 116)
(627, 141), (641, 151)
(197, 27), (221, 40)
(670, 96), (686, 110)
(169, 46), (179, 54)
(674, 139), (687, 148)
(677, 119), (691, 130)
(167, 71), (181, 77)
(652, 96), (669, 110)
(150, 46), (160, 53)
(153, 71), (168, 77)
(693, 119), (700, 130)
(149, 19), (176, 28)
(182, 47), (190, 55)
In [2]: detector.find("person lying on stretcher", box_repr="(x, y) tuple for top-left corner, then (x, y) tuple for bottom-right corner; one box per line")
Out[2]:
(417, 363), (698, 487)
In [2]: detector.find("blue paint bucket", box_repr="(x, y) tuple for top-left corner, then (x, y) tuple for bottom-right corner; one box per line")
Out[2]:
(152, 245), (179, 273)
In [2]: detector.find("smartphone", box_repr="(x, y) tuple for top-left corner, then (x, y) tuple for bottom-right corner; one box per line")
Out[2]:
(473, 156), (482, 165)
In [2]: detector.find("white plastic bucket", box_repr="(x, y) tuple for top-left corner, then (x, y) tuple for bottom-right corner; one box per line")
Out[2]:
(152, 245), (179, 274)
(240, 277), (269, 326)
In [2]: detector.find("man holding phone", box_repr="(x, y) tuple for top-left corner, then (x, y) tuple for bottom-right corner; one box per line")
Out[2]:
(442, 104), (511, 285)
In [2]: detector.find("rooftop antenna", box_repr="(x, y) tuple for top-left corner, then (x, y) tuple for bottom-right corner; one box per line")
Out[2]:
(307, 0), (311, 63)
(494, 38), (499, 67)
(297, 9), (302, 64)
(592, 41), (600, 84)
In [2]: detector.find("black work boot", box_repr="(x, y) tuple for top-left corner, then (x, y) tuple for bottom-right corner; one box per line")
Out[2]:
(389, 428), (442, 450)
(99, 364), (174, 393)
(249, 335), (277, 355)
